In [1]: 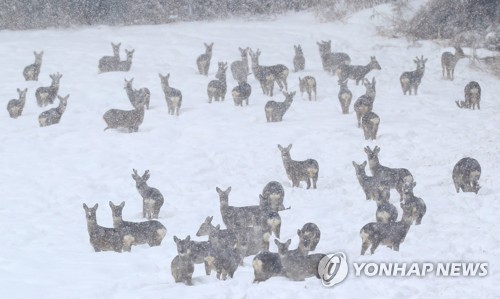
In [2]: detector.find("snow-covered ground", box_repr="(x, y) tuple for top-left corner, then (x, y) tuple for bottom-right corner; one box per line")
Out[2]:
(0, 5), (499, 299)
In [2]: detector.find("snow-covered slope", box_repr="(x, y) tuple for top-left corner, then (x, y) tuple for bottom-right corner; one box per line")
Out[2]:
(0, 5), (498, 299)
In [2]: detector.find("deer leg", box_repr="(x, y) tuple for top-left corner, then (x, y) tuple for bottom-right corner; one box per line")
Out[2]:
(361, 242), (370, 255)
(454, 181), (460, 193)
(313, 176), (318, 189)
(143, 202), (146, 218)
(370, 240), (380, 254)
(306, 179), (311, 189)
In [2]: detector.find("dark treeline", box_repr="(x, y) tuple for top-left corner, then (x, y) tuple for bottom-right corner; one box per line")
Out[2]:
(0, 0), (497, 52)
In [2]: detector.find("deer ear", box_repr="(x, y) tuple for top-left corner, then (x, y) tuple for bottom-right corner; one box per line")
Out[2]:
(186, 235), (191, 242)
(362, 161), (367, 167)
(173, 236), (179, 243)
(277, 144), (284, 151)
(215, 224), (220, 231)
(93, 203), (98, 210)
(83, 203), (89, 211)
(352, 161), (356, 167)
(274, 239), (280, 246)
(216, 187), (222, 194)
(120, 201), (125, 208)
(285, 239), (291, 247)
(109, 201), (113, 208)
(287, 144), (293, 150)
(297, 229), (302, 236)
(226, 186), (231, 193)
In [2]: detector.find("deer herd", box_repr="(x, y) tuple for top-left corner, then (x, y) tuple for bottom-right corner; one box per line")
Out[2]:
(6, 36), (485, 285)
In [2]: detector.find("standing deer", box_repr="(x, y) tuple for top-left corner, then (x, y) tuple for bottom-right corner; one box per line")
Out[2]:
(99, 49), (134, 73)
(83, 203), (135, 253)
(352, 161), (390, 201)
(103, 104), (145, 133)
(35, 72), (62, 107)
(159, 73), (183, 115)
(400, 182), (426, 225)
(23, 51), (43, 81)
(441, 46), (466, 80)
(400, 56), (427, 95)
(172, 236), (195, 285)
(131, 169), (164, 219)
(196, 42), (213, 76)
(260, 181), (286, 212)
(293, 45), (305, 72)
(278, 144), (319, 189)
(98, 43), (120, 73)
(452, 157), (481, 194)
(249, 49), (288, 92)
(109, 201), (167, 247)
(207, 62), (228, 103)
(361, 111), (380, 140)
(249, 48), (275, 96)
(364, 146), (414, 201)
(360, 217), (413, 255)
(39, 94), (69, 127)
(231, 80), (251, 106)
(299, 76), (316, 101)
(338, 56), (381, 85)
(230, 47), (250, 83)
(317, 40), (351, 74)
(265, 91), (295, 122)
(124, 78), (150, 110)
(297, 223), (321, 252)
(7, 88), (28, 119)
(338, 80), (352, 114)
(456, 81), (481, 110)
(354, 77), (376, 128)
(375, 197), (398, 223)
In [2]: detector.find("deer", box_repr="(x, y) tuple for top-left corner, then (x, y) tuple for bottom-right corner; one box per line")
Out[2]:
(299, 76), (317, 101)
(196, 216), (239, 252)
(252, 251), (283, 283)
(249, 48), (275, 96)
(7, 88), (28, 119)
(98, 42), (120, 73)
(293, 45), (305, 72)
(171, 236), (195, 285)
(316, 40), (351, 75)
(196, 42), (213, 76)
(207, 62), (228, 103)
(375, 197), (398, 223)
(231, 79), (251, 106)
(354, 77), (376, 128)
(230, 47), (250, 83)
(364, 146), (414, 201)
(249, 48), (288, 93)
(131, 169), (164, 219)
(278, 144), (319, 189)
(452, 157), (481, 194)
(99, 49), (134, 73)
(441, 46), (467, 80)
(265, 91), (295, 122)
(108, 201), (167, 247)
(39, 94), (69, 127)
(124, 78), (150, 110)
(456, 81), (481, 110)
(297, 223), (321, 252)
(400, 182), (426, 225)
(338, 56), (381, 85)
(23, 51), (43, 81)
(159, 73), (182, 115)
(400, 55), (427, 95)
(260, 181), (287, 212)
(360, 216), (413, 255)
(35, 72), (62, 107)
(361, 111), (380, 140)
(103, 104), (145, 133)
(82, 203), (135, 253)
(275, 239), (325, 281)
(204, 247), (241, 281)
(338, 79), (352, 114)
(352, 161), (391, 201)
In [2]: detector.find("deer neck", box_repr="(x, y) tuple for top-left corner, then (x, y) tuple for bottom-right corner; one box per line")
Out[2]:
(136, 181), (149, 195)
(219, 197), (229, 208)
(112, 216), (124, 227)
(368, 157), (379, 174)
(281, 154), (293, 170)
(57, 102), (67, 115)
(86, 219), (97, 233)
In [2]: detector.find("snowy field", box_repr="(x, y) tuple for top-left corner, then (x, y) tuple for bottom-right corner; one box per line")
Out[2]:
(0, 4), (499, 299)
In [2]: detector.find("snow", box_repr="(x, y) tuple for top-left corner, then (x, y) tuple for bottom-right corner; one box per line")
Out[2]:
(0, 5), (499, 299)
